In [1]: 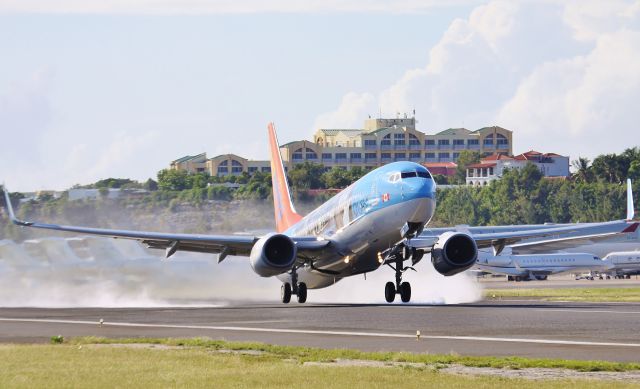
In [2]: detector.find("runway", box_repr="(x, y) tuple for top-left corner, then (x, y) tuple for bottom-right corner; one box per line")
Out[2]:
(1, 299), (639, 362)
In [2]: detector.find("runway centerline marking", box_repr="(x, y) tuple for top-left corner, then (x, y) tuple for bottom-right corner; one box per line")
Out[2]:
(533, 309), (640, 315)
(1, 317), (639, 348)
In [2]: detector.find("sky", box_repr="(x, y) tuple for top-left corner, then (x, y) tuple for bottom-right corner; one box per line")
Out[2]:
(1, 0), (639, 191)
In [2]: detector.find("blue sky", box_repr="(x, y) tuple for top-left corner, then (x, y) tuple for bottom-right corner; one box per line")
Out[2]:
(1, 1), (639, 191)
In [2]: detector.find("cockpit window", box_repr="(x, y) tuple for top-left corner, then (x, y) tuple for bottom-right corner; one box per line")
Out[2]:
(417, 171), (432, 179)
(389, 173), (400, 182)
(401, 171), (417, 178)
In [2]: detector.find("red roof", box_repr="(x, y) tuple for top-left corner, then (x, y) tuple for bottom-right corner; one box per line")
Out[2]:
(514, 150), (565, 160)
(422, 162), (458, 168)
(482, 153), (513, 161)
(467, 162), (497, 168)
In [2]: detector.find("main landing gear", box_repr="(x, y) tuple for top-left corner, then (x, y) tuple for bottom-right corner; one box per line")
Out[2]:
(281, 267), (307, 304)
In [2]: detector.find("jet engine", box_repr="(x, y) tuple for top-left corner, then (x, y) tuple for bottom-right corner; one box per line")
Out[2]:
(249, 233), (297, 277)
(431, 232), (478, 276)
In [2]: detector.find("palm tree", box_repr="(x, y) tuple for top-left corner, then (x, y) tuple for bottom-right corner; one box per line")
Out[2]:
(571, 157), (592, 183)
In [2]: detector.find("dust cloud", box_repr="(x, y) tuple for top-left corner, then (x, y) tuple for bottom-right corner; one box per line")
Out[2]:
(0, 236), (482, 307)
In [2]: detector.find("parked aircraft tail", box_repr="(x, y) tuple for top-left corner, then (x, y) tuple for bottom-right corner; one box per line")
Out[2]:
(268, 123), (302, 233)
(627, 179), (635, 221)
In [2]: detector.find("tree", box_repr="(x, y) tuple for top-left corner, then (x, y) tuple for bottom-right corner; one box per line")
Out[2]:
(144, 178), (158, 191)
(322, 167), (352, 189)
(629, 160), (640, 181)
(571, 157), (593, 183)
(157, 169), (190, 191)
(288, 162), (326, 190)
(454, 150), (481, 184)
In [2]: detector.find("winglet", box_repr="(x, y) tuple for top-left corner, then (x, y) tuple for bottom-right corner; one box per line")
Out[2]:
(2, 185), (32, 226)
(268, 123), (302, 233)
(627, 179), (635, 221)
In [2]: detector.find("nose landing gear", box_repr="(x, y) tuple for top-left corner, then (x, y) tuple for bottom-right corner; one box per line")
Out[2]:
(281, 267), (307, 304)
(384, 254), (415, 303)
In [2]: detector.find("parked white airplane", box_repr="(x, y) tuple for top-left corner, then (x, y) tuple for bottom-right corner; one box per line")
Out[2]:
(602, 251), (640, 279)
(474, 249), (607, 281)
(3, 124), (638, 303)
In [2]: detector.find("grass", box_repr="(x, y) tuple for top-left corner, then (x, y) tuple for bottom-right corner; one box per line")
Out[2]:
(0, 340), (639, 388)
(62, 337), (640, 372)
(484, 287), (640, 302)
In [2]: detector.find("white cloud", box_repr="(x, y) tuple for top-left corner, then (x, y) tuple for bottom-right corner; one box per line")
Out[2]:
(318, 0), (640, 158)
(0, 0), (482, 15)
(313, 92), (375, 130)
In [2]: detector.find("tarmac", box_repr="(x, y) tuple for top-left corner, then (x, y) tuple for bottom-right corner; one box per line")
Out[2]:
(1, 298), (639, 362)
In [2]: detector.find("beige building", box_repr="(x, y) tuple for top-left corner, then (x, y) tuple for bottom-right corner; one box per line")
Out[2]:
(171, 116), (513, 177)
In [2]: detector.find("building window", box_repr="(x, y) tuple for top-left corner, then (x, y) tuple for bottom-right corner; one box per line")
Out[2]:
(426, 139), (435, 145)
(453, 152), (460, 160)
(438, 139), (450, 146)
(453, 139), (465, 145)
(219, 160), (228, 166)
(322, 153), (332, 160)
(410, 152), (421, 159)
(248, 167), (258, 173)
(292, 153), (303, 160)
(468, 169), (474, 177)
(335, 153), (347, 160)
(365, 153), (377, 159)
(393, 133), (405, 145)
(232, 167), (242, 173)
(484, 134), (494, 145)
(489, 167), (494, 175)
(395, 153), (406, 159)
(496, 134), (508, 146)
(381, 153), (391, 159)
(232, 160), (242, 166)
(261, 167), (271, 173)
(409, 134), (420, 145)
(364, 139), (377, 146)
(439, 152), (450, 159)
(381, 134), (391, 146)
(426, 153), (435, 158)
(468, 139), (479, 145)
(350, 153), (361, 159)
(217, 167), (228, 173)
(305, 148), (318, 159)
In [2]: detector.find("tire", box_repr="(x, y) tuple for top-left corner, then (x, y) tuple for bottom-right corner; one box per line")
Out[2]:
(296, 282), (307, 303)
(515, 276), (522, 282)
(281, 283), (292, 304)
(384, 282), (396, 303)
(400, 282), (411, 303)
(507, 276), (514, 281)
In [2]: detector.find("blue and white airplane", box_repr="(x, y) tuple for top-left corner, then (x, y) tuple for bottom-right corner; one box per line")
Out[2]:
(3, 124), (638, 303)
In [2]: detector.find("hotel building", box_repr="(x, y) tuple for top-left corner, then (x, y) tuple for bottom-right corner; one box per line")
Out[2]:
(170, 116), (513, 177)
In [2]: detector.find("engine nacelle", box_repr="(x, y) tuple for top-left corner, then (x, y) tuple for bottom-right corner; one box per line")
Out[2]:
(249, 233), (297, 277)
(431, 231), (478, 276)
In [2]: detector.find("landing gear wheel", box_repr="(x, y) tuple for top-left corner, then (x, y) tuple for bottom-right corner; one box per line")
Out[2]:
(281, 283), (292, 304)
(297, 282), (307, 303)
(399, 282), (411, 303)
(384, 282), (396, 303)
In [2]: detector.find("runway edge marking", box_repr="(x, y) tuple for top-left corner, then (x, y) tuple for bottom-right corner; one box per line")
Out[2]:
(1, 317), (639, 348)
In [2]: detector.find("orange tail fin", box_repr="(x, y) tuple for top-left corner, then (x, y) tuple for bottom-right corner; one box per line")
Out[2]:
(268, 123), (302, 232)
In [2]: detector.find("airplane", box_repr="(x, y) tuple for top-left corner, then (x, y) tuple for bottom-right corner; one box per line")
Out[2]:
(602, 250), (640, 279)
(3, 123), (639, 304)
(474, 249), (608, 281)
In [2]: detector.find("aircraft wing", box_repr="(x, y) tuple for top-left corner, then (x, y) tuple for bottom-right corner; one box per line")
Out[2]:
(3, 188), (330, 260)
(413, 220), (638, 255)
(470, 220), (638, 252)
